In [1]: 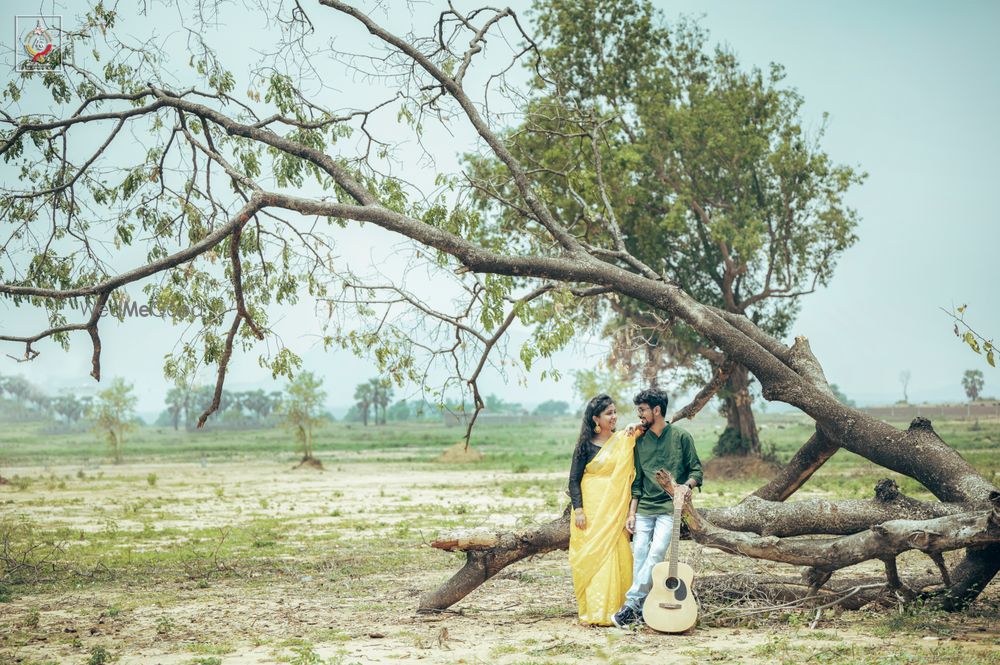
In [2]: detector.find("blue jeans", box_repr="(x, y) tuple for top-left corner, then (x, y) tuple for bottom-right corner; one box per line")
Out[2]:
(624, 513), (673, 611)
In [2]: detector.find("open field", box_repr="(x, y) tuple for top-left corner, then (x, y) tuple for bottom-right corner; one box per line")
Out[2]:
(2, 414), (999, 664)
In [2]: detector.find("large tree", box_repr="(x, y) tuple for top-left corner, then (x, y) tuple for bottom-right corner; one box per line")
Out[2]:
(465, 0), (861, 457)
(0, 1), (996, 613)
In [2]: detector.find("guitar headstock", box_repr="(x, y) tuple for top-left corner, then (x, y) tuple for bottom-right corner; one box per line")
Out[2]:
(653, 469), (688, 500)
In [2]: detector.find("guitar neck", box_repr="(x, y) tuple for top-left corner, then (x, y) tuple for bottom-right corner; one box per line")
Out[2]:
(667, 489), (684, 579)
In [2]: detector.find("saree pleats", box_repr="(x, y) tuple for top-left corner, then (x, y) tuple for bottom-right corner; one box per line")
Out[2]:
(568, 431), (636, 625)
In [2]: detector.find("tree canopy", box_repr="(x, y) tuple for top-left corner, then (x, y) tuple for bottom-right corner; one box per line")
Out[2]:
(465, 0), (863, 455)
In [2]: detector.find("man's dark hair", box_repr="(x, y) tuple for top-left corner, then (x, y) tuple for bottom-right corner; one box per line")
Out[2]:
(634, 388), (669, 418)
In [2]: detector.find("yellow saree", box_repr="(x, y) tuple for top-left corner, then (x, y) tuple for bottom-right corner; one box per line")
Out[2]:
(568, 430), (636, 625)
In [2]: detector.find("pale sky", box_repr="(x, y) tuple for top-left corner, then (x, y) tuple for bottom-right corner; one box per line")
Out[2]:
(1, 1), (997, 419)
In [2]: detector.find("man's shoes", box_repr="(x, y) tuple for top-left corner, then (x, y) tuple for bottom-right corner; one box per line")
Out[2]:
(636, 607), (645, 625)
(612, 606), (638, 628)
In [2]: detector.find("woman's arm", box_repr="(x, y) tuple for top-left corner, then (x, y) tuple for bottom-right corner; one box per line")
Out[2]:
(568, 450), (586, 512)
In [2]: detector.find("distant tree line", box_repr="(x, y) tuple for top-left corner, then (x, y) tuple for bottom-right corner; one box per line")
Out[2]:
(342, 383), (572, 426)
(1, 372), (577, 432)
(157, 384), (286, 430)
(0, 373), (92, 423)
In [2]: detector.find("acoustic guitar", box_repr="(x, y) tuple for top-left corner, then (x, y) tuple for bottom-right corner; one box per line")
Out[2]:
(642, 477), (698, 633)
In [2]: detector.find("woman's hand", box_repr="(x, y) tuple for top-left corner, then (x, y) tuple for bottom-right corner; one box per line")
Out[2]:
(574, 509), (587, 530)
(624, 422), (643, 438)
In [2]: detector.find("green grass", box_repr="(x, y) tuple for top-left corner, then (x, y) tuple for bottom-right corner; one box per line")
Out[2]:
(2, 414), (995, 480)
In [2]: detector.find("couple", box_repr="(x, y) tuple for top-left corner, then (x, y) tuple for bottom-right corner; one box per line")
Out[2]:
(567, 388), (703, 628)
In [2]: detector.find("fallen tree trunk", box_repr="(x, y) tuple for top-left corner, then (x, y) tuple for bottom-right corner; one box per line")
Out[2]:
(682, 493), (1000, 572)
(752, 429), (840, 502)
(418, 506), (572, 612)
(662, 471), (1000, 611)
(709, 479), (970, 537)
(418, 477), (985, 612)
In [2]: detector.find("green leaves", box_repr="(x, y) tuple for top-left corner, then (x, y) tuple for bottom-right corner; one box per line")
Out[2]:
(264, 73), (300, 119)
(963, 331), (981, 354)
(457, 0), (865, 384)
(949, 304), (995, 368)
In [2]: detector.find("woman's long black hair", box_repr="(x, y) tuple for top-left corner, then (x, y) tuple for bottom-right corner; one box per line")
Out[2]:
(572, 394), (615, 467)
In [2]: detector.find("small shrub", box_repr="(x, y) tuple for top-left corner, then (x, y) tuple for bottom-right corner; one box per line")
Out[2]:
(88, 646), (112, 665)
(155, 615), (175, 635)
(10, 475), (32, 491)
(147, 473), (157, 486)
(290, 645), (323, 665)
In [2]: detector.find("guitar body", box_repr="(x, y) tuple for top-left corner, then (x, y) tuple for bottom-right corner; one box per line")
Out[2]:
(642, 560), (698, 633)
(642, 474), (697, 633)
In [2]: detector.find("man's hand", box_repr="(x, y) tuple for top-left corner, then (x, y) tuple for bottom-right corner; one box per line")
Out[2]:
(574, 510), (587, 530)
(625, 513), (636, 534)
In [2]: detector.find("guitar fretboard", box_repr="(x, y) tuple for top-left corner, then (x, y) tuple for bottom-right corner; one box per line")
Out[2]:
(667, 487), (685, 579)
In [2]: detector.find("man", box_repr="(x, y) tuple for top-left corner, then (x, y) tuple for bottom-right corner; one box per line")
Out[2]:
(612, 388), (703, 629)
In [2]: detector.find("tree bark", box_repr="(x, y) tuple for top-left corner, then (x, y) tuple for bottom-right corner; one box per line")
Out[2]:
(681, 495), (1000, 572)
(418, 506), (572, 612)
(931, 543), (1000, 610)
(717, 363), (762, 457)
(753, 429), (839, 501)
(702, 480), (969, 537)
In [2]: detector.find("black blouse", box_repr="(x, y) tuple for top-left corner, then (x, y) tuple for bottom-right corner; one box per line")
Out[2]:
(568, 441), (603, 510)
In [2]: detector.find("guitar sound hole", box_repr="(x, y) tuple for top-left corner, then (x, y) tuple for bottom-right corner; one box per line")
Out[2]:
(665, 577), (688, 600)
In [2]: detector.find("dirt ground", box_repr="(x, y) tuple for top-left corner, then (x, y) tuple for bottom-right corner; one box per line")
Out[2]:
(2, 460), (998, 665)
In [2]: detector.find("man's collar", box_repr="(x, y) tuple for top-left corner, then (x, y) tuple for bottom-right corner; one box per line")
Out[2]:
(644, 421), (670, 440)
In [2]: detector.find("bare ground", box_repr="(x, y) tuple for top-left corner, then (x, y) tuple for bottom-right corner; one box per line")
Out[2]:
(2, 460), (998, 664)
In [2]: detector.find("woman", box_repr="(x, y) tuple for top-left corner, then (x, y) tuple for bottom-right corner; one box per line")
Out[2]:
(567, 394), (639, 626)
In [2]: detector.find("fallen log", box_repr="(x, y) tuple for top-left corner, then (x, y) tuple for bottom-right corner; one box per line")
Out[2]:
(418, 478), (982, 612)
(418, 505), (571, 612)
(656, 470), (1000, 611)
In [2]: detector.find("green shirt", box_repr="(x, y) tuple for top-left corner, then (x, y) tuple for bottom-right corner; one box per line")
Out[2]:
(631, 423), (704, 516)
